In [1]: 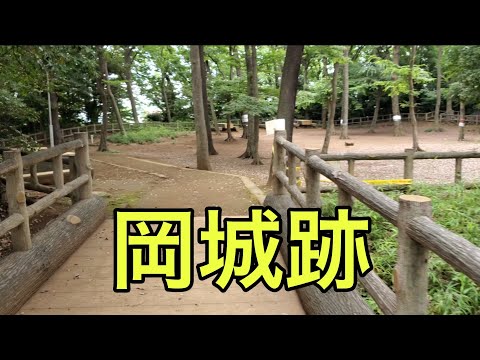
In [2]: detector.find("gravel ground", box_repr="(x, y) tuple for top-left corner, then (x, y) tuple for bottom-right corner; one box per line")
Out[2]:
(107, 122), (480, 190)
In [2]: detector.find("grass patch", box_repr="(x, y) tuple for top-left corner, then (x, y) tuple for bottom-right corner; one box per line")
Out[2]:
(320, 183), (480, 315)
(106, 191), (143, 214)
(108, 127), (191, 145)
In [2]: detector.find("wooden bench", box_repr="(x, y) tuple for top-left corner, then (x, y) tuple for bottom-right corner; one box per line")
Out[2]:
(294, 120), (314, 128)
(213, 123), (237, 132)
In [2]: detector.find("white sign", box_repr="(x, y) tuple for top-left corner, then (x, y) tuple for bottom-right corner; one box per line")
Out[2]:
(265, 118), (286, 136)
(459, 122), (465, 127)
(393, 115), (402, 121)
(242, 114), (248, 123)
(340, 119), (344, 125)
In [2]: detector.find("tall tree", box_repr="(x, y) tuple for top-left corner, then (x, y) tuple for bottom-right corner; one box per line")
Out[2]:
(321, 58), (329, 129)
(321, 62), (340, 154)
(368, 88), (382, 133)
(49, 91), (62, 145)
(96, 46), (109, 152)
(199, 45), (218, 155)
(392, 45), (402, 137)
(103, 55), (126, 136)
(190, 45), (212, 170)
(458, 100), (465, 141)
(123, 46), (139, 124)
(278, 46), (304, 142)
(239, 45), (262, 164)
(225, 46), (236, 142)
(161, 73), (172, 122)
(433, 46), (443, 131)
(408, 45), (423, 151)
(340, 46), (350, 139)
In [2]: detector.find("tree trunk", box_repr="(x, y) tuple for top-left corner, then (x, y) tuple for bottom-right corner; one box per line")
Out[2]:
(199, 45), (218, 155)
(368, 88), (382, 133)
(190, 46), (212, 170)
(104, 61), (126, 136)
(446, 95), (453, 117)
(85, 99), (100, 124)
(239, 46), (254, 158)
(322, 58), (329, 129)
(107, 85), (125, 135)
(50, 91), (62, 145)
(209, 99), (220, 135)
(250, 45), (262, 165)
(96, 46), (109, 152)
(225, 115), (234, 142)
(392, 45), (402, 137)
(321, 105), (328, 129)
(321, 62), (339, 154)
(277, 45), (304, 142)
(239, 45), (262, 164)
(124, 47), (139, 124)
(434, 46), (443, 131)
(266, 45), (303, 184)
(225, 45), (238, 142)
(233, 45), (242, 77)
(458, 101), (465, 141)
(161, 74), (172, 122)
(409, 46), (422, 151)
(274, 61), (280, 89)
(303, 58), (309, 90)
(241, 114), (248, 139)
(340, 46), (350, 139)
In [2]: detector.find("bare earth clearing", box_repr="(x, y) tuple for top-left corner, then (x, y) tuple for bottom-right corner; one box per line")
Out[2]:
(108, 122), (480, 192)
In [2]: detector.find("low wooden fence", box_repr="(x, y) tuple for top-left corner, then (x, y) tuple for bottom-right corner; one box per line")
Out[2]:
(317, 149), (480, 184)
(0, 133), (92, 251)
(270, 129), (480, 314)
(0, 121), (197, 147)
(440, 112), (480, 125)
(346, 112), (436, 127)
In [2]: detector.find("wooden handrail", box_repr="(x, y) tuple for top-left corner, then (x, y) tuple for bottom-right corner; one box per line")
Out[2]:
(0, 133), (92, 254)
(272, 131), (480, 314)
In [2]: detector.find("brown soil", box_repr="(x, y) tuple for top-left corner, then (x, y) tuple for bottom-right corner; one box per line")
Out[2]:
(106, 121), (480, 190)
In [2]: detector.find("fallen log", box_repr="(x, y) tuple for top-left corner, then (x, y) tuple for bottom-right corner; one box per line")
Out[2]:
(0, 196), (107, 314)
(264, 193), (374, 315)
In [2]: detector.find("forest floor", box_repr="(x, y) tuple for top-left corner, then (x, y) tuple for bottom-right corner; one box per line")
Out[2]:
(2, 121), (480, 257)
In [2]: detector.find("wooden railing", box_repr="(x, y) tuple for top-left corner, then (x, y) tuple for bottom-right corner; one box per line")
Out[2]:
(440, 112), (480, 125)
(0, 121), (196, 147)
(317, 112), (443, 127)
(272, 129), (480, 314)
(0, 133), (92, 252)
(318, 150), (480, 184)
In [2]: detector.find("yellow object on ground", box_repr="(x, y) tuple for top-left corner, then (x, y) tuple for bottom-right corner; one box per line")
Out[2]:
(320, 178), (412, 185)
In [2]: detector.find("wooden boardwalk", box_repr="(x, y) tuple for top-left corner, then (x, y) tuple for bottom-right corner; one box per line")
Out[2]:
(18, 218), (305, 315)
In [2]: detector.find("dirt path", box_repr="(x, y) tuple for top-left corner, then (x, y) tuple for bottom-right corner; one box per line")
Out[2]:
(18, 151), (306, 315)
(91, 151), (259, 217)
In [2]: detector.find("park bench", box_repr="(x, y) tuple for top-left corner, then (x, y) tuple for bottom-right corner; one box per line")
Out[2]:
(294, 119), (314, 128)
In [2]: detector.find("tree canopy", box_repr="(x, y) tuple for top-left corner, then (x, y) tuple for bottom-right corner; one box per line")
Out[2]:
(1, 45), (479, 149)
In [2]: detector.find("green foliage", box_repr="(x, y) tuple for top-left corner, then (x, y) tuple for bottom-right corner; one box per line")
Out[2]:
(371, 52), (434, 98)
(0, 123), (40, 152)
(321, 183), (480, 315)
(222, 94), (277, 118)
(107, 126), (190, 144)
(443, 46), (480, 106)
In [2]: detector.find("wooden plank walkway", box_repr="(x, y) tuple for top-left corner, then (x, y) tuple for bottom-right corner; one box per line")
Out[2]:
(18, 218), (305, 315)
